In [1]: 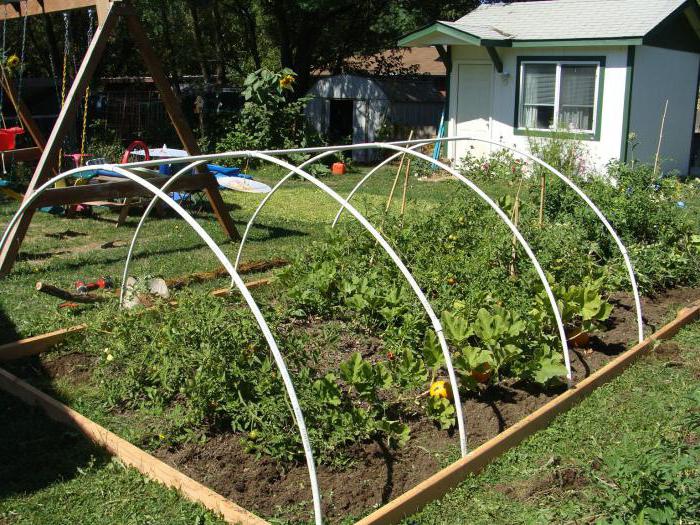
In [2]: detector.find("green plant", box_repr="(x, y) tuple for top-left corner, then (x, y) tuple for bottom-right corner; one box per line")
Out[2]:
(216, 68), (325, 161)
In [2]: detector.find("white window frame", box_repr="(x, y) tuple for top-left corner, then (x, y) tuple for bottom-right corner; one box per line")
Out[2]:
(517, 59), (601, 134)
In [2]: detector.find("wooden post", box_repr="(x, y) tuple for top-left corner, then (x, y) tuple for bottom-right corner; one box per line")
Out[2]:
(654, 99), (669, 176)
(538, 172), (545, 227)
(386, 130), (413, 212)
(400, 157), (412, 217)
(0, 3), (119, 277)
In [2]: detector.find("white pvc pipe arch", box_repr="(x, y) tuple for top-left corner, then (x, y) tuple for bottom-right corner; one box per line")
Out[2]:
(233, 144), (573, 384)
(118, 154), (470, 460)
(0, 165), (324, 525)
(331, 137), (644, 344)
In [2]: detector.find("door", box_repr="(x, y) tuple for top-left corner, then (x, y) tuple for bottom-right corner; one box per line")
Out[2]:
(455, 63), (493, 160)
(328, 99), (354, 144)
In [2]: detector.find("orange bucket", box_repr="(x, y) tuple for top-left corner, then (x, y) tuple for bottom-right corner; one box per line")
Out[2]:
(331, 162), (346, 175)
(0, 127), (24, 151)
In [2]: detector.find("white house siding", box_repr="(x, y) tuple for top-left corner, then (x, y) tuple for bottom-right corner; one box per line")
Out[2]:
(448, 45), (629, 173)
(628, 45), (700, 174)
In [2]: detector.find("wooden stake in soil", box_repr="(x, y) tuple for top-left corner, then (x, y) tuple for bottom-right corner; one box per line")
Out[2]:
(538, 172), (545, 227)
(400, 156), (412, 217)
(509, 180), (524, 277)
(654, 99), (669, 176)
(386, 130), (413, 212)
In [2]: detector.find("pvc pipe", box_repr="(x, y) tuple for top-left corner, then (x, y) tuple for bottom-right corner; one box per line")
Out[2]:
(330, 137), (644, 344)
(234, 145), (573, 383)
(120, 154), (470, 458)
(105, 136), (642, 346)
(0, 165), (324, 525)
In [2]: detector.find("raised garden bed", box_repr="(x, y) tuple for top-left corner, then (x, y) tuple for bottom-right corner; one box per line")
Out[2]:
(3, 286), (698, 524)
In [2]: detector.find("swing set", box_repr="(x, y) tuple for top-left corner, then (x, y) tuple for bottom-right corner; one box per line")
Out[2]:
(0, 0), (239, 276)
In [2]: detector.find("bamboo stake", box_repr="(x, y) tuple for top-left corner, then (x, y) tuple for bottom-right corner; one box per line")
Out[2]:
(538, 172), (545, 227)
(386, 130), (413, 212)
(400, 157), (412, 217)
(509, 180), (524, 278)
(654, 99), (668, 176)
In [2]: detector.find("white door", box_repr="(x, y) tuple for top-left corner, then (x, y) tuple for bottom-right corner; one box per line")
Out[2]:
(455, 63), (493, 161)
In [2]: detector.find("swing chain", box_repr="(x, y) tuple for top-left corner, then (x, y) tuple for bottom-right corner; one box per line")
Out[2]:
(58, 13), (70, 169)
(80, 9), (95, 158)
(16, 0), (28, 110)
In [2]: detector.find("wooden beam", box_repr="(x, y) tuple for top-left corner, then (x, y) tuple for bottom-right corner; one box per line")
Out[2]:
(1, 146), (42, 162)
(31, 172), (216, 207)
(486, 46), (503, 73)
(0, 0), (97, 20)
(0, 367), (269, 525)
(0, 324), (87, 361)
(0, 72), (49, 151)
(356, 300), (700, 525)
(0, 4), (119, 277)
(124, 11), (240, 241)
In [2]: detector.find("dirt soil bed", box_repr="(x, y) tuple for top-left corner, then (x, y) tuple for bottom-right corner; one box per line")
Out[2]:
(8, 287), (700, 524)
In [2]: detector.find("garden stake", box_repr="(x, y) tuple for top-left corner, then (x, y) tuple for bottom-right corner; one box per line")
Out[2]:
(654, 99), (668, 176)
(385, 130), (412, 212)
(510, 180), (523, 278)
(538, 172), (545, 227)
(400, 156), (412, 217)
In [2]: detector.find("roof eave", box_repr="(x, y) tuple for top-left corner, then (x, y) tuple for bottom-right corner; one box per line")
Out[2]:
(398, 21), (488, 47)
(509, 37), (644, 48)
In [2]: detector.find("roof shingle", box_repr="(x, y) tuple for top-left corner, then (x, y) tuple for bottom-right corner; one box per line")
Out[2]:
(450, 0), (686, 41)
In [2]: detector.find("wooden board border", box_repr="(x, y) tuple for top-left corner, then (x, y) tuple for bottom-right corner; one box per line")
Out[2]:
(355, 299), (700, 525)
(1, 299), (698, 524)
(0, 367), (268, 525)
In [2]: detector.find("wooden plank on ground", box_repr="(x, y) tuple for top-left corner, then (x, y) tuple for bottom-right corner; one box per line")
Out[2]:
(0, 324), (87, 361)
(355, 299), (700, 525)
(0, 367), (270, 525)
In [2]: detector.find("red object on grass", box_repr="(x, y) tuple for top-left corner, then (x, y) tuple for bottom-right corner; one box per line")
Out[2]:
(0, 127), (24, 151)
(75, 276), (114, 295)
(331, 162), (346, 175)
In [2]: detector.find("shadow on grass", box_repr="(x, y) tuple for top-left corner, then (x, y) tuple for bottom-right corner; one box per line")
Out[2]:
(0, 390), (108, 499)
(0, 308), (19, 345)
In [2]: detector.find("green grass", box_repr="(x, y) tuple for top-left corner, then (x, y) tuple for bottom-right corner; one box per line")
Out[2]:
(0, 166), (465, 339)
(0, 390), (225, 525)
(404, 323), (700, 524)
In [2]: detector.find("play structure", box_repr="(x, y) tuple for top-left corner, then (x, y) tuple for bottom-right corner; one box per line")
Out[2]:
(0, 134), (647, 525)
(0, 0), (239, 277)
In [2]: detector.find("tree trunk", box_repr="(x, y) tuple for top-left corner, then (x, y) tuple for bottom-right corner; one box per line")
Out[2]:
(186, 0), (211, 84)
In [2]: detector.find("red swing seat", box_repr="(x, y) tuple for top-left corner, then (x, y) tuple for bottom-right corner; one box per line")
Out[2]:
(0, 127), (24, 151)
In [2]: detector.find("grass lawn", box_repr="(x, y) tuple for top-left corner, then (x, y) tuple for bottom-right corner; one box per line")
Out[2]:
(0, 165), (479, 339)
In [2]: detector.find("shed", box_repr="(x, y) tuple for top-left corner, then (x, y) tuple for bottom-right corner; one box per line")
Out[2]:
(400, 0), (700, 174)
(306, 48), (446, 162)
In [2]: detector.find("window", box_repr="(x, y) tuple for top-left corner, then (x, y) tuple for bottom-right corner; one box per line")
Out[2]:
(517, 59), (601, 134)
